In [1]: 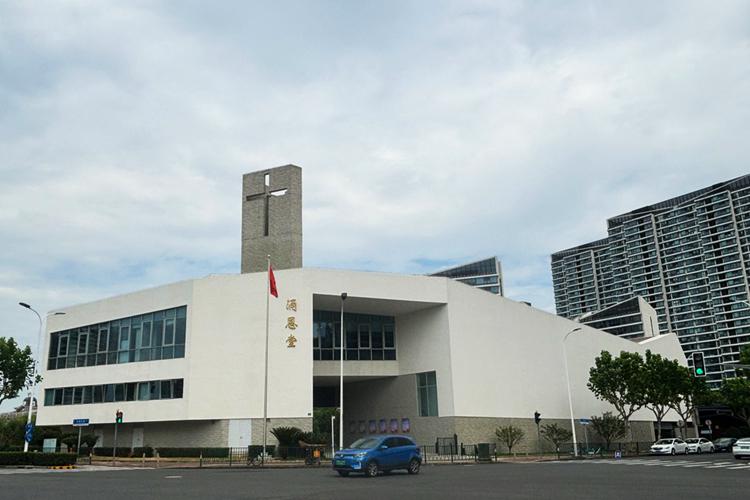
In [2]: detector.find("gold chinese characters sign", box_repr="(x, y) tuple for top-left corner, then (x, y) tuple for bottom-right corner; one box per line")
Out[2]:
(285, 298), (298, 348)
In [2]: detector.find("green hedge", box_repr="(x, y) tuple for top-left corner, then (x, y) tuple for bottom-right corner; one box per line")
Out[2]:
(0, 452), (77, 466)
(92, 447), (132, 458)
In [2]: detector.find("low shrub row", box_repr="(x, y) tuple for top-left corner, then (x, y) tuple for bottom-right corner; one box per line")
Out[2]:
(0, 452), (77, 466)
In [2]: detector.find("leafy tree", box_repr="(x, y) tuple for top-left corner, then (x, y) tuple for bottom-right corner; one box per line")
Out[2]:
(270, 426), (303, 459)
(80, 434), (99, 450)
(540, 423), (572, 450)
(270, 426), (303, 446)
(590, 412), (627, 450)
(0, 337), (40, 407)
(719, 377), (750, 427)
(60, 433), (78, 451)
(0, 415), (27, 448)
(737, 346), (750, 379)
(312, 407), (337, 444)
(643, 351), (683, 439)
(668, 367), (710, 438)
(588, 350), (646, 438)
(495, 425), (525, 455)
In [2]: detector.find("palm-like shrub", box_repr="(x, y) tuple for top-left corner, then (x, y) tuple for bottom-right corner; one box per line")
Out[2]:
(270, 427), (303, 459)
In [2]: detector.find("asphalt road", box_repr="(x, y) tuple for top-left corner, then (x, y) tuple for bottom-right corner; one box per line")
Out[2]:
(2, 454), (749, 500)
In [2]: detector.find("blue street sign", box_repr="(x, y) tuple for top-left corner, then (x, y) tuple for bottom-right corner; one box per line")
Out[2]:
(24, 423), (33, 443)
(72, 418), (90, 427)
(579, 418), (592, 425)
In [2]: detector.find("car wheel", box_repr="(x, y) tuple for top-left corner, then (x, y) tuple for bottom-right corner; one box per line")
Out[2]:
(407, 458), (421, 475)
(684, 448), (689, 455)
(697, 447), (702, 454)
(670, 448), (676, 456)
(710, 447), (715, 453)
(365, 461), (379, 478)
(337, 471), (349, 477)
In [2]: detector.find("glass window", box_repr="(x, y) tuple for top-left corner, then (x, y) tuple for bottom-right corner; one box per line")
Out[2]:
(173, 379), (184, 398)
(149, 381), (159, 400)
(164, 318), (175, 345)
(417, 371), (438, 417)
(161, 380), (172, 399)
(138, 382), (150, 401)
(114, 384), (125, 401)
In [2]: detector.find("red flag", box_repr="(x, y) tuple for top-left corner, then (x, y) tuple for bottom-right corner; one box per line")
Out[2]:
(269, 265), (278, 298)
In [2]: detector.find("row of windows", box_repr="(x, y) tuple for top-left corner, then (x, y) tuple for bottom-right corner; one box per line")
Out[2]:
(313, 311), (396, 361)
(48, 306), (187, 370)
(44, 379), (184, 406)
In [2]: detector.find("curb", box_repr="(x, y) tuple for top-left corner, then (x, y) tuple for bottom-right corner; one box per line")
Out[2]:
(49, 465), (76, 470)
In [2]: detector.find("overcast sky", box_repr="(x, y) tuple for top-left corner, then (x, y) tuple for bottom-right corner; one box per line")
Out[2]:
(2, 1), (750, 409)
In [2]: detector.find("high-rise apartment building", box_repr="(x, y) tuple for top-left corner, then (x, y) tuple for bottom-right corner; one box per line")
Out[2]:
(551, 175), (750, 387)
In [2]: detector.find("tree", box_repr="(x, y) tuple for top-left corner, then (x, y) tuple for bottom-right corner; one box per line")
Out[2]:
(80, 434), (99, 450)
(540, 423), (572, 451)
(737, 346), (750, 379)
(588, 350), (646, 438)
(642, 351), (683, 440)
(270, 426), (303, 459)
(590, 412), (627, 450)
(0, 337), (40, 407)
(495, 425), (525, 455)
(668, 367), (710, 438)
(719, 377), (750, 427)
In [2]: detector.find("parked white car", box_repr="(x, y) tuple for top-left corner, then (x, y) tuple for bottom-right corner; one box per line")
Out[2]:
(733, 438), (750, 459)
(650, 438), (688, 455)
(685, 438), (714, 454)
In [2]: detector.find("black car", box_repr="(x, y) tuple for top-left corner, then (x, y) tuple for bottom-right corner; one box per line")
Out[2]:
(713, 437), (738, 452)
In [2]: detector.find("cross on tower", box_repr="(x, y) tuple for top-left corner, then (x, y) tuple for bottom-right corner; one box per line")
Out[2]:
(245, 173), (288, 236)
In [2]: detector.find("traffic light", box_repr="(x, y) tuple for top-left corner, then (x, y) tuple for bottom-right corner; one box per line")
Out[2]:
(692, 352), (706, 377)
(115, 410), (123, 424)
(534, 411), (541, 425)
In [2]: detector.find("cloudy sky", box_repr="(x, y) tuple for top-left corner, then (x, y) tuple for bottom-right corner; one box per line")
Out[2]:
(1, 1), (749, 409)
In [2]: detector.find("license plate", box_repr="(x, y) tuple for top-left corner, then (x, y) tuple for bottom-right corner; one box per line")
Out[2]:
(335, 460), (346, 466)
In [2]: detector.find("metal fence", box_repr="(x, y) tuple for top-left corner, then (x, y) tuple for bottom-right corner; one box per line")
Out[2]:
(419, 443), (498, 463)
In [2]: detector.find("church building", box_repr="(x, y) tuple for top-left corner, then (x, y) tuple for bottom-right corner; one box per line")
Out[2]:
(36, 165), (686, 451)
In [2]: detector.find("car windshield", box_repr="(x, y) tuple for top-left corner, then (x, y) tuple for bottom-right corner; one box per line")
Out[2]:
(685, 439), (699, 443)
(349, 438), (381, 449)
(715, 438), (731, 443)
(654, 440), (673, 445)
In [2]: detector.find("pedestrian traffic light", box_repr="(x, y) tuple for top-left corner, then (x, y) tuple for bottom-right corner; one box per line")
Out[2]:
(115, 410), (123, 424)
(692, 352), (706, 377)
(534, 411), (541, 425)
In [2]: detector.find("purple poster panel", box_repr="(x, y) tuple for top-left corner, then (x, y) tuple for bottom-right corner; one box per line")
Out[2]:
(401, 418), (411, 433)
(368, 420), (377, 434)
(358, 420), (366, 433)
(349, 421), (356, 434)
(389, 419), (398, 432)
(379, 419), (387, 433)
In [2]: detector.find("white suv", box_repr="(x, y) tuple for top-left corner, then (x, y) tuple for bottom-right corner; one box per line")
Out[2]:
(650, 438), (688, 455)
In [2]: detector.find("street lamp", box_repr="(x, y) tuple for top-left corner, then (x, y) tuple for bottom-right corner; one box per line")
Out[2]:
(563, 326), (582, 458)
(18, 303), (65, 452)
(339, 292), (347, 450)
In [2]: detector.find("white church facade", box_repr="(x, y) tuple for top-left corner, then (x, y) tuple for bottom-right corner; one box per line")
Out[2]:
(36, 165), (687, 450)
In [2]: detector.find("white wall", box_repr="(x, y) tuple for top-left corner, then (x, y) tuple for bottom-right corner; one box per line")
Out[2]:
(444, 279), (687, 421)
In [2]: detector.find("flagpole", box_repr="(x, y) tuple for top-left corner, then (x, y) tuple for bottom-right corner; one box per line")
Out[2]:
(262, 254), (271, 466)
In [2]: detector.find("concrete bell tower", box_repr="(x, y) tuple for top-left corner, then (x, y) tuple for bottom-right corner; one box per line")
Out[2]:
(241, 164), (302, 273)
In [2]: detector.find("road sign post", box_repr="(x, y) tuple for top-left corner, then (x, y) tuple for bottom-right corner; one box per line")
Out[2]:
(73, 419), (89, 455)
(579, 419), (591, 452)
